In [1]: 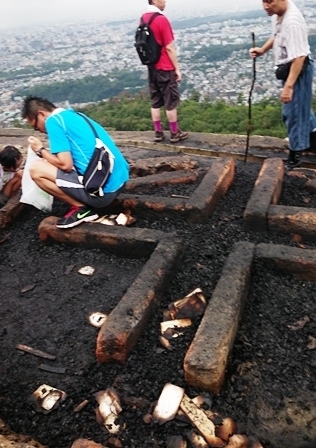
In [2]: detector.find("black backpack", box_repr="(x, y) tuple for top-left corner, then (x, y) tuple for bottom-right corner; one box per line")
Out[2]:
(134, 12), (162, 65)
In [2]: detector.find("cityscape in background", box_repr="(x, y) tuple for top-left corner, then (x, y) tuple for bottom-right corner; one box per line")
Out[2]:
(0, 1), (315, 128)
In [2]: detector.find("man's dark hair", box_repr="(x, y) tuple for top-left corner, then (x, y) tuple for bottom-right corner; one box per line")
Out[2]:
(0, 145), (22, 170)
(148, 0), (153, 4)
(21, 95), (56, 120)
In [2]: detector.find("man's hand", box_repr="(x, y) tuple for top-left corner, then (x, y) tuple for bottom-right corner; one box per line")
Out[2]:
(282, 56), (306, 102)
(27, 136), (43, 152)
(280, 84), (294, 103)
(249, 37), (274, 59)
(249, 47), (264, 58)
(175, 68), (181, 82)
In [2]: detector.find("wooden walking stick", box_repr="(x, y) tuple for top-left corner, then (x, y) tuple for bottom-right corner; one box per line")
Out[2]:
(244, 32), (256, 163)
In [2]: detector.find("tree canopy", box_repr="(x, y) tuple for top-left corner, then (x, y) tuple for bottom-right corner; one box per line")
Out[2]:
(76, 92), (316, 138)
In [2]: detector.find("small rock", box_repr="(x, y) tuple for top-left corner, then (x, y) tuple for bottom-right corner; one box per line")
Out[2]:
(71, 439), (105, 448)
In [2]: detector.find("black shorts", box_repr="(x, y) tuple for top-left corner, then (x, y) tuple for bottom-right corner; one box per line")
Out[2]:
(148, 68), (180, 111)
(56, 169), (123, 208)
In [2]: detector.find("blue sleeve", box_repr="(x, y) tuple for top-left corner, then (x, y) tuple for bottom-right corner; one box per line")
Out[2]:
(45, 115), (71, 154)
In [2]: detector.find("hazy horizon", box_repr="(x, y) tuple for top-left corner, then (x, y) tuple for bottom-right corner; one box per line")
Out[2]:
(0, 0), (262, 30)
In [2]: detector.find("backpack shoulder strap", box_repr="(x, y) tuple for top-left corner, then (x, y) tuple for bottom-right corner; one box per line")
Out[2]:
(76, 112), (98, 139)
(148, 12), (161, 25)
(141, 12), (161, 26)
(76, 112), (113, 155)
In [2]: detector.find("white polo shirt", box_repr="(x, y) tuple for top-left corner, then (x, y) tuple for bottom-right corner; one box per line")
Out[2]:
(272, 0), (310, 65)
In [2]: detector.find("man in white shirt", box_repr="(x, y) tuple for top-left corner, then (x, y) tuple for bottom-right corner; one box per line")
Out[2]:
(249, 0), (316, 169)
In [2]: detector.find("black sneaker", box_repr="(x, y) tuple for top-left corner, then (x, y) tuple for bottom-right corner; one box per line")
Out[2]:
(285, 150), (301, 170)
(56, 205), (99, 229)
(170, 130), (189, 143)
(154, 131), (165, 142)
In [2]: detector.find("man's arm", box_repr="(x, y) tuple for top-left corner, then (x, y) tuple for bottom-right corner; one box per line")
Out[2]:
(249, 36), (274, 58)
(281, 55), (306, 103)
(27, 136), (74, 171)
(165, 41), (181, 81)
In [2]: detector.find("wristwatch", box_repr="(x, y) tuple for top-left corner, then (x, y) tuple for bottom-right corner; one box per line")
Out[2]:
(35, 147), (45, 158)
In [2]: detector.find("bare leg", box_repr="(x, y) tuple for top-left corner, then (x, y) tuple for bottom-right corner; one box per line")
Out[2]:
(29, 160), (84, 207)
(3, 171), (22, 197)
(151, 107), (161, 121)
(166, 109), (177, 122)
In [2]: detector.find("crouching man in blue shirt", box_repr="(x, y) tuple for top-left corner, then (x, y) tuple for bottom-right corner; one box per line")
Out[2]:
(21, 95), (129, 229)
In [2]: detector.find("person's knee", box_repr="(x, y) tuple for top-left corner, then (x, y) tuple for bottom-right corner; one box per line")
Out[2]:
(29, 160), (45, 181)
(3, 176), (21, 197)
(29, 164), (39, 182)
(15, 170), (23, 180)
(12, 176), (21, 188)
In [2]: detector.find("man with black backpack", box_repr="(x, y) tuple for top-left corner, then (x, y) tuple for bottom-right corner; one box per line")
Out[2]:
(136, 0), (188, 144)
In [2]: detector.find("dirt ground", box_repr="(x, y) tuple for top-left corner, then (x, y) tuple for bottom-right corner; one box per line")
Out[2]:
(1, 131), (316, 448)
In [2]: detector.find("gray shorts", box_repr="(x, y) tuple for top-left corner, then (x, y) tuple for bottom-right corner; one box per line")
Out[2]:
(56, 169), (124, 208)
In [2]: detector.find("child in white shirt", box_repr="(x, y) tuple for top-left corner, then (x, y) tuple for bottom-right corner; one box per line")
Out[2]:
(0, 145), (23, 206)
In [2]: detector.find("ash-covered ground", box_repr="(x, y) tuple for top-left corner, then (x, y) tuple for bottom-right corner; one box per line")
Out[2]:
(1, 145), (316, 448)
